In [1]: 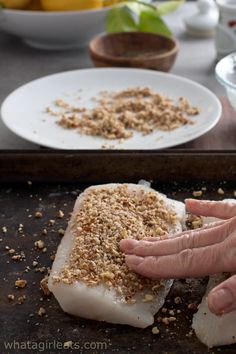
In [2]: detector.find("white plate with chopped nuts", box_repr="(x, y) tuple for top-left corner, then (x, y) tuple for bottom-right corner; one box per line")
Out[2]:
(1, 68), (222, 150)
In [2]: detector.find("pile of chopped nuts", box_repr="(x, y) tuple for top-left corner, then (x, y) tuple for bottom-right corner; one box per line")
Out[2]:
(53, 185), (177, 301)
(46, 87), (200, 140)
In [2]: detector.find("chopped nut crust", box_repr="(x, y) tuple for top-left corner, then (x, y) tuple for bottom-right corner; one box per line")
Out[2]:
(54, 185), (177, 301)
(58, 228), (65, 236)
(192, 190), (203, 197)
(38, 307), (46, 316)
(152, 326), (160, 334)
(8, 294), (15, 301)
(18, 295), (26, 304)
(15, 279), (27, 288)
(49, 219), (56, 226)
(35, 240), (45, 249)
(186, 214), (203, 230)
(57, 210), (64, 219)
(217, 188), (225, 195)
(40, 276), (51, 296)
(46, 87), (200, 140)
(64, 341), (73, 349)
(35, 211), (43, 218)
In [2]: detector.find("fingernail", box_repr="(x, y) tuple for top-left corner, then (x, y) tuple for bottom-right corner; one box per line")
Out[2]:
(185, 198), (196, 204)
(209, 288), (234, 314)
(126, 255), (144, 267)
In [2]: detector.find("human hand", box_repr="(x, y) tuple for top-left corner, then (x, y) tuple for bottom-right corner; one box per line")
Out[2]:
(120, 199), (236, 315)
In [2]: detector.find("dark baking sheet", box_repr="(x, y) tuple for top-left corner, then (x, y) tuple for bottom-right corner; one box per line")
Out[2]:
(1, 151), (236, 354)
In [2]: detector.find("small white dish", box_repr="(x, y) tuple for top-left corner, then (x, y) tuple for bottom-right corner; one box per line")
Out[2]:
(1, 68), (222, 150)
(185, 0), (219, 37)
(0, 7), (109, 50)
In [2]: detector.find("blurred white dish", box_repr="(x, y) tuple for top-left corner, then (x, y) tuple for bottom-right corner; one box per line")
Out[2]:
(1, 68), (222, 150)
(216, 52), (236, 111)
(0, 7), (108, 50)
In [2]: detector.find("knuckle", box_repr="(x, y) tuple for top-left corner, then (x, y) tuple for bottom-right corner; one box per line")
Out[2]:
(178, 248), (194, 270)
(137, 241), (153, 254)
(143, 257), (159, 278)
(223, 239), (236, 270)
(179, 235), (191, 250)
(230, 216), (236, 227)
(178, 234), (197, 251)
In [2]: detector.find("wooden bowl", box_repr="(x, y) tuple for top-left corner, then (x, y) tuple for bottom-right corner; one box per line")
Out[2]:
(89, 32), (179, 72)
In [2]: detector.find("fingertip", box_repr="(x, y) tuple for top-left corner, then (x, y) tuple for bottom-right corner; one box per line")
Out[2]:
(207, 293), (219, 315)
(120, 239), (139, 252)
(185, 198), (196, 211)
(208, 287), (235, 315)
(119, 239), (128, 249)
(185, 198), (195, 203)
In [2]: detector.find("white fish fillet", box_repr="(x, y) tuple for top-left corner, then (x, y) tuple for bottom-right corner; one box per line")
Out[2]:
(192, 273), (236, 348)
(192, 199), (236, 348)
(48, 183), (185, 328)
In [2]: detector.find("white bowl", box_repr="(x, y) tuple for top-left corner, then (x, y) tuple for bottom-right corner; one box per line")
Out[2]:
(215, 52), (236, 111)
(0, 7), (109, 50)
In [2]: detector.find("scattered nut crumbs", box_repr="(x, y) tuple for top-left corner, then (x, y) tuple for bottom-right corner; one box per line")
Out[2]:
(174, 296), (182, 304)
(18, 224), (24, 234)
(35, 240), (45, 249)
(188, 303), (198, 311)
(38, 307), (46, 316)
(64, 341), (73, 349)
(35, 211), (43, 218)
(192, 190), (202, 197)
(32, 261), (38, 267)
(40, 276), (51, 296)
(57, 210), (64, 218)
(15, 279), (27, 289)
(217, 188), (224, 195)
(35, 266), (47, 273)
(42, 229), (47, 236)
(48, 219), (56, 226)
(18, 295), (26, 304)
(53, 185), (177, 302)
(50, 254), (55, 261)
(46, 87), (200, 140)
(152, 327), (160, 335)
(11, 252), (25, 261)
(162, 317), (176, 325)
(58, 228), (65, 236)
(8, 294), (15, 301)
(2, 226), (7, 233)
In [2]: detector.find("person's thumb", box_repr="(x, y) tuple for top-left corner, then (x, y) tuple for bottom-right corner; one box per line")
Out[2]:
(208, 274), (236, 315)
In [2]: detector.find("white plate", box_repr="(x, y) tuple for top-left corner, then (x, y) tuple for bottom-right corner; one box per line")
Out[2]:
(1, 68), (222, 150)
